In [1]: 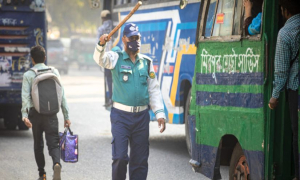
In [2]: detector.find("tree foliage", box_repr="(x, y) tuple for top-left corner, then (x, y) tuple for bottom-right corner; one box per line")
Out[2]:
(46, 0), (102, 37)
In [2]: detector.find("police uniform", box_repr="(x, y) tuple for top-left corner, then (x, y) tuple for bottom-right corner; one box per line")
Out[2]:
(93, 25), (166, 180)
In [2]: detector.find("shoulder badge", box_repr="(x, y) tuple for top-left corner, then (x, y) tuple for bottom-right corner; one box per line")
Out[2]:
(149, 72), (155, 79)
(140, 54), (153, 62)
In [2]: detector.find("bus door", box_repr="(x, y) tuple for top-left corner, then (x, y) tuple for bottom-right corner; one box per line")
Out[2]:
(190, 0), (266, 179)
(267, 0), (298, 179)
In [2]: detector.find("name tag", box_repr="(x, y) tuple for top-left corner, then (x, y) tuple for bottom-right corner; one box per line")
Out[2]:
(121, 65), (131, 70)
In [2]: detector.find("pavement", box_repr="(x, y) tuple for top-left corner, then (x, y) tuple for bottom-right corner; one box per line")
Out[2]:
(0, 66), (229, 180)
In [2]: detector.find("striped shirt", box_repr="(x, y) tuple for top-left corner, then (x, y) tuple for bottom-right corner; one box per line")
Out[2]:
(272, 14), (300, 99)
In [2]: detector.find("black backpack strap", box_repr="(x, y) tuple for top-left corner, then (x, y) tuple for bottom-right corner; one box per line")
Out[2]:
(37, 68), (52, 72)
(47, 66), (56, 73)
(29, 67), (38, 75)
(30, 67), (54, 77)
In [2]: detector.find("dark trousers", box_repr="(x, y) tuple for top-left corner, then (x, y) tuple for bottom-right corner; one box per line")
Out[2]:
(288, 89), (299, 179)
(105, 69), (113, 99)
(110, 107), (150, 180)
(30, 108), (60, 177)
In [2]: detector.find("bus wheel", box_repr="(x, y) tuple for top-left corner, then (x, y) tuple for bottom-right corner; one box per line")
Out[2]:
(185, 89), (192, 157)
(3, 109), (17, 130)
(229, 143), (250, 180)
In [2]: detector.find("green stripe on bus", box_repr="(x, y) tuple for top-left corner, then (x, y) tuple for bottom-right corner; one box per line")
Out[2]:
(198, 105), (263, 113)
(195, 84), (262, 94)
(195, 107), (264, 151)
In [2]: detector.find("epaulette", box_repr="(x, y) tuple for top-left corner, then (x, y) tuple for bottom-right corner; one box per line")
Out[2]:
(139, 54), (153, 75)
(139, 54), (153, 62)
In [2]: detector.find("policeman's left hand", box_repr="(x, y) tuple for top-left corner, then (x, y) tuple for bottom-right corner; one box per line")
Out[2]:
(64, 120), (71, 128)
(158, 118), (166, 133)
(268, 97), (278, 110)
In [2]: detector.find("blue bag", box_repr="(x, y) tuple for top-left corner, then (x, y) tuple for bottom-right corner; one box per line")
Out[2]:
(59, 127), (78, 163)
(248, 13), (262, 35)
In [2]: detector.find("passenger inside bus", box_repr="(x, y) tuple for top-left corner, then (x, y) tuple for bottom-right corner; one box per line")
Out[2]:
(243, 0), (263, 36)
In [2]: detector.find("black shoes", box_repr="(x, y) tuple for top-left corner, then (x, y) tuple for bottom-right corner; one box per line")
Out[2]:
(37, 174), (46, 180)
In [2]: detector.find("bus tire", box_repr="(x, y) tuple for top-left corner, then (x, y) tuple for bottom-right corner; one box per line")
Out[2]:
(185, 89), (192, 157)
(4, 111), (17, 130)
(229, 143), (250, 180)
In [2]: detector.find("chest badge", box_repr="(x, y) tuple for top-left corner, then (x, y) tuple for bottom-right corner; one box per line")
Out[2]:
(149, 72), (155, 79)
(123, 74), (129, 81)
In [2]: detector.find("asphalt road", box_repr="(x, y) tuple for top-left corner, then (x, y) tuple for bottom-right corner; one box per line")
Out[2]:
(0, 66), (229, 180)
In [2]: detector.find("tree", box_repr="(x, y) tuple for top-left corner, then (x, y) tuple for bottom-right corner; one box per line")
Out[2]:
(46, 0), (102, 37)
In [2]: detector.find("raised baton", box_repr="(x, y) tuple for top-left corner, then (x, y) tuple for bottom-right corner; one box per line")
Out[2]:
(107, 1), (142, 39)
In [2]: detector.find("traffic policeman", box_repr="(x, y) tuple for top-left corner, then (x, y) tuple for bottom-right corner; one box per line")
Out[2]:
(93, 23), (166, 180)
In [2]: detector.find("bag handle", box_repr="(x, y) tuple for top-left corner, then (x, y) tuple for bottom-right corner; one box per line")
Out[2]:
(59, 126), (73, 143)
(63, 126), (73, 135)
(67, 126), (74, 136)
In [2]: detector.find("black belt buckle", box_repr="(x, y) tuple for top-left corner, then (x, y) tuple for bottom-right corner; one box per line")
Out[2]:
(133, 106), (140, 113)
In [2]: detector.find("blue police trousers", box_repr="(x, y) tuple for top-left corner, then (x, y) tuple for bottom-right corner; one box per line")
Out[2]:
(110, 107), (150, 180)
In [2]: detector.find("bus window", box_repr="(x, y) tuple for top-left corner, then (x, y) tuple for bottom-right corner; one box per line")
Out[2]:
(203, 0), (246, 38)
(243, 0), (263, 36)
(212, 0), (235, 36)
(233, 0), (243, 35)
(204, 0), (217, 37)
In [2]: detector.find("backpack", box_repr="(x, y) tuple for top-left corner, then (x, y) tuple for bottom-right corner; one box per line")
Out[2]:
(30, 67), (63, 115)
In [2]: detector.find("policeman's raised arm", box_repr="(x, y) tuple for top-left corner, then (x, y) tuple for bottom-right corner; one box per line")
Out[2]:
(99, 34), (111, 46)
(93, 34), (118, 69)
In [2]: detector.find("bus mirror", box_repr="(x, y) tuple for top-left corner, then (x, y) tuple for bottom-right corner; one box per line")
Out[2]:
(179, 0), (188, 9)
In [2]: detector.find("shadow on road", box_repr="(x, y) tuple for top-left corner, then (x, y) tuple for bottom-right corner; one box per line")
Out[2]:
(0, 119), (32, 138)
(149, 135), (189, 157)
(0, 130), (32, 138)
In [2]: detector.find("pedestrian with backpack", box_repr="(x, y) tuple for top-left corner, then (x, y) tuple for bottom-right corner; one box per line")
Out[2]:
(21, 45), (71, 180)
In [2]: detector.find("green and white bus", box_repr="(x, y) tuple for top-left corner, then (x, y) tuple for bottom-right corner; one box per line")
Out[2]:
(186, 0), (300, 179)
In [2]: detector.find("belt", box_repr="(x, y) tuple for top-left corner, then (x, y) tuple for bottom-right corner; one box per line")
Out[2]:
(113, 102), (148, 113)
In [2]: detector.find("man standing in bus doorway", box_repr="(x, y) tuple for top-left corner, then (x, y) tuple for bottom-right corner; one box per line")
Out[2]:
(97, 10), (113, 108)
(93, 23), (166, 180)
(269, 0), (300, 179)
